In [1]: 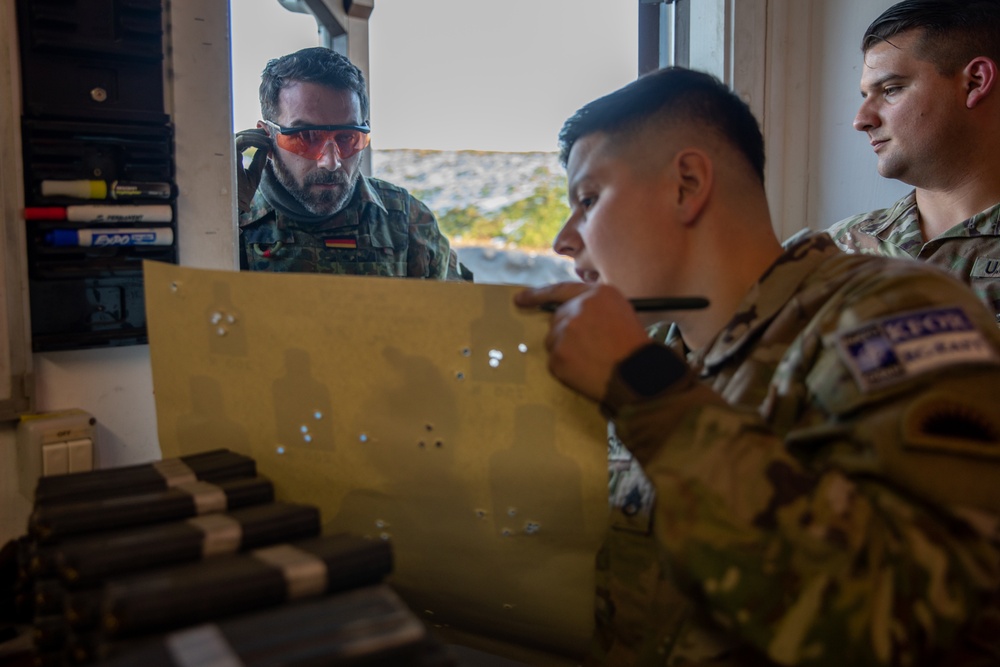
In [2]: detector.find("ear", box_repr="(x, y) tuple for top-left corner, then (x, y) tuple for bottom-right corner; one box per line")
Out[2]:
(256, 120), (275, 156)
(964, 56), (997, 109)
(671, 149), (713, 226)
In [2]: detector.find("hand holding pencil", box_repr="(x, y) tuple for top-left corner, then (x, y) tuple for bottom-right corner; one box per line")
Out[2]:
(515, 282), (701, 401)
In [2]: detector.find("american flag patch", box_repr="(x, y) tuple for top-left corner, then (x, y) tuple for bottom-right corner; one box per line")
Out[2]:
(324, 237), (357, 249)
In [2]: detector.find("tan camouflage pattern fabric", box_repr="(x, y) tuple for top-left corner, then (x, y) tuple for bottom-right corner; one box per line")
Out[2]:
(239, 174), (456, 279)
(828, 192), (1000, 324)
(592, 232), (1000, 666)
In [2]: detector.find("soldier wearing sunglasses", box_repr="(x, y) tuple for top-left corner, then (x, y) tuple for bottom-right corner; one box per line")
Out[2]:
(237, 47), (466, 279)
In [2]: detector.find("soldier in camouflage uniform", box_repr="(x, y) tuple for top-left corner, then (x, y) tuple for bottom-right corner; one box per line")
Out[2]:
(827, 1), (1000, 323)
(515, 67), (1000, 666)
(237, 47), (466, 279)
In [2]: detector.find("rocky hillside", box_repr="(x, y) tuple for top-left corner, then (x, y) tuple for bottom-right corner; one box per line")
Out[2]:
(371, 149), (564, 214)
(371, 149), (576, 286)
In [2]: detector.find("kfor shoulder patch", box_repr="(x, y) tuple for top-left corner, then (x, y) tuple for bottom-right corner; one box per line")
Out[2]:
(835, 306), (999, 391)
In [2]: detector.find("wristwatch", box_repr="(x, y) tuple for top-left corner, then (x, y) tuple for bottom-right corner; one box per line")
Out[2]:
(617, 343), (689, 398)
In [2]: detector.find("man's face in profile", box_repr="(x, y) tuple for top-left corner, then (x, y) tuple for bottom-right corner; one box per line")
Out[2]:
(266, 81), (366, 216)
(853, 29), (969, 187)
(555, 131), (689, 300)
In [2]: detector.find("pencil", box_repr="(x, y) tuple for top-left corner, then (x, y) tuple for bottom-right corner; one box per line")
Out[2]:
(540, 296), (709, 312)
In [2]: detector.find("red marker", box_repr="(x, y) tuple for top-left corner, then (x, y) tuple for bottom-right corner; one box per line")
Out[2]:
(23, 204), (173, 223)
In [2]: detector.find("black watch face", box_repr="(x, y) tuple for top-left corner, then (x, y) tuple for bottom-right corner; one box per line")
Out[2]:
(621, 344), (685, 397)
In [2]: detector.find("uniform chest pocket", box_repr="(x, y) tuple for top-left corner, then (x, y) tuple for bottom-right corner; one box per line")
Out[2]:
(326, 227), (404, 269)
(364, 215), (409, 255)
(314, 238), (405, 275)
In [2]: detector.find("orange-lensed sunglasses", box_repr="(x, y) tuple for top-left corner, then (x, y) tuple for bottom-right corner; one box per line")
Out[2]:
(263, 120), (371, 160)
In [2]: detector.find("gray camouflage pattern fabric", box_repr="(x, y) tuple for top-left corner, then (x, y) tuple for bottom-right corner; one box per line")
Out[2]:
(239, 173), (458, 279)
(592, 232), (1000, 666)
(827, 192), (1000, 324)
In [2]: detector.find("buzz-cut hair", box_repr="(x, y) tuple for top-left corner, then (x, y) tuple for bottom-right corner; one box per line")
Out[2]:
(259, 46), (369, 123)
(557, 67), (765, 185)
(863, 0), (1000, 74)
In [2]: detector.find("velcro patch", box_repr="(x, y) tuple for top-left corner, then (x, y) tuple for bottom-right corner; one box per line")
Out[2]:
(324, 237), (357, 249)
(970, 257), (1000, 279)
(836, 306), (998, 391)
(608, 424), (655, 535)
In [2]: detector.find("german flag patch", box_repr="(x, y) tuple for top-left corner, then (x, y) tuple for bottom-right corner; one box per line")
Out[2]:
(324, 237), (357, 249)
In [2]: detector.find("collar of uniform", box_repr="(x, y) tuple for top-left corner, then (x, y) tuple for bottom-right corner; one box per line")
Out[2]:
(962, 200), (1000, 237)
(239, 187), (275, 229)
(697, 232), (841, 371)
(857, 190), (918, 238)
(239, 173), (387, 230)
(354, 173), (389, 215)
(863, 192), (1000, 242)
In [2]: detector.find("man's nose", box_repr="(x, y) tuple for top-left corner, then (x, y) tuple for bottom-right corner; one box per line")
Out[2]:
(552, 213), (582, 257)
(853, 98), (878, 132)
(315, 141), (343, 169)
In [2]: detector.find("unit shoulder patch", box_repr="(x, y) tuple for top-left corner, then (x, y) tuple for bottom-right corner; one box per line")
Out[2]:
(835, 306), (998, 392)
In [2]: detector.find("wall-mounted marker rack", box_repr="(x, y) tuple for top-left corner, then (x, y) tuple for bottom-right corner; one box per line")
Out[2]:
(16, 0), (176, 351)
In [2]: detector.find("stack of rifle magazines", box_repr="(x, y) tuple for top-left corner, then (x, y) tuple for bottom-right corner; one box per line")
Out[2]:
(33, 449), (257, 507)
(9, 448), (453, 666)
(99, 585), (453, 667)
(30, 476), (275, 544)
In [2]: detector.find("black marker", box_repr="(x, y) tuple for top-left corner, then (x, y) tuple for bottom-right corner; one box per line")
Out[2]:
(540, 296), (709, 312)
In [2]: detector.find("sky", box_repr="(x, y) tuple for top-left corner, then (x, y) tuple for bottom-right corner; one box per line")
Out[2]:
(230, 0), (638, 153)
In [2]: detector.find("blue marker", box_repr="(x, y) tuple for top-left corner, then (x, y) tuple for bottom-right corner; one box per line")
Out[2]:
(44, 228), (174, 247)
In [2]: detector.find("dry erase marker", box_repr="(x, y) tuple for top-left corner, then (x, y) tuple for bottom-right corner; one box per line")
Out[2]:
(24, 204), (173, 223)
(44, 228), (174, 247)
(40, 180), (173, 200)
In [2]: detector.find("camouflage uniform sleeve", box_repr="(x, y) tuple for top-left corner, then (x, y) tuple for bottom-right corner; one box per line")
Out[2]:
(405, 195), (453, 280)
(603, 277), (1000, 665)
(826, 213), (869, 253)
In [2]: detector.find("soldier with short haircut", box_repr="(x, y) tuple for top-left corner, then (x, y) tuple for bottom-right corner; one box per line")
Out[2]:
(516, 67), (1000, 666)
(236, 46), (466, 279)
(828, 0), (1000, 323)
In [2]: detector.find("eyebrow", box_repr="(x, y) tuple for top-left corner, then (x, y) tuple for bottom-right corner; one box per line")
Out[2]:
(860, 72), (905, 96)
(566, 173), (589, 203)
(567, 153), (600, 191)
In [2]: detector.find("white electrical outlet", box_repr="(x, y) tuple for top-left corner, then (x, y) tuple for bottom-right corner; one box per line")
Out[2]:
(17, 409), (97, 497)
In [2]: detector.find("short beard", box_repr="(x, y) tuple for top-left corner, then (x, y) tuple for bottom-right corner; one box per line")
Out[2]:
(271, 154), (359, 217)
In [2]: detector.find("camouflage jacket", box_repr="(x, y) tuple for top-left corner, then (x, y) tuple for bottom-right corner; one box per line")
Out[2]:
(239, 174), (456, 279)
(592, 232), (1000, 667)
(827, 192), (1000, 324)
